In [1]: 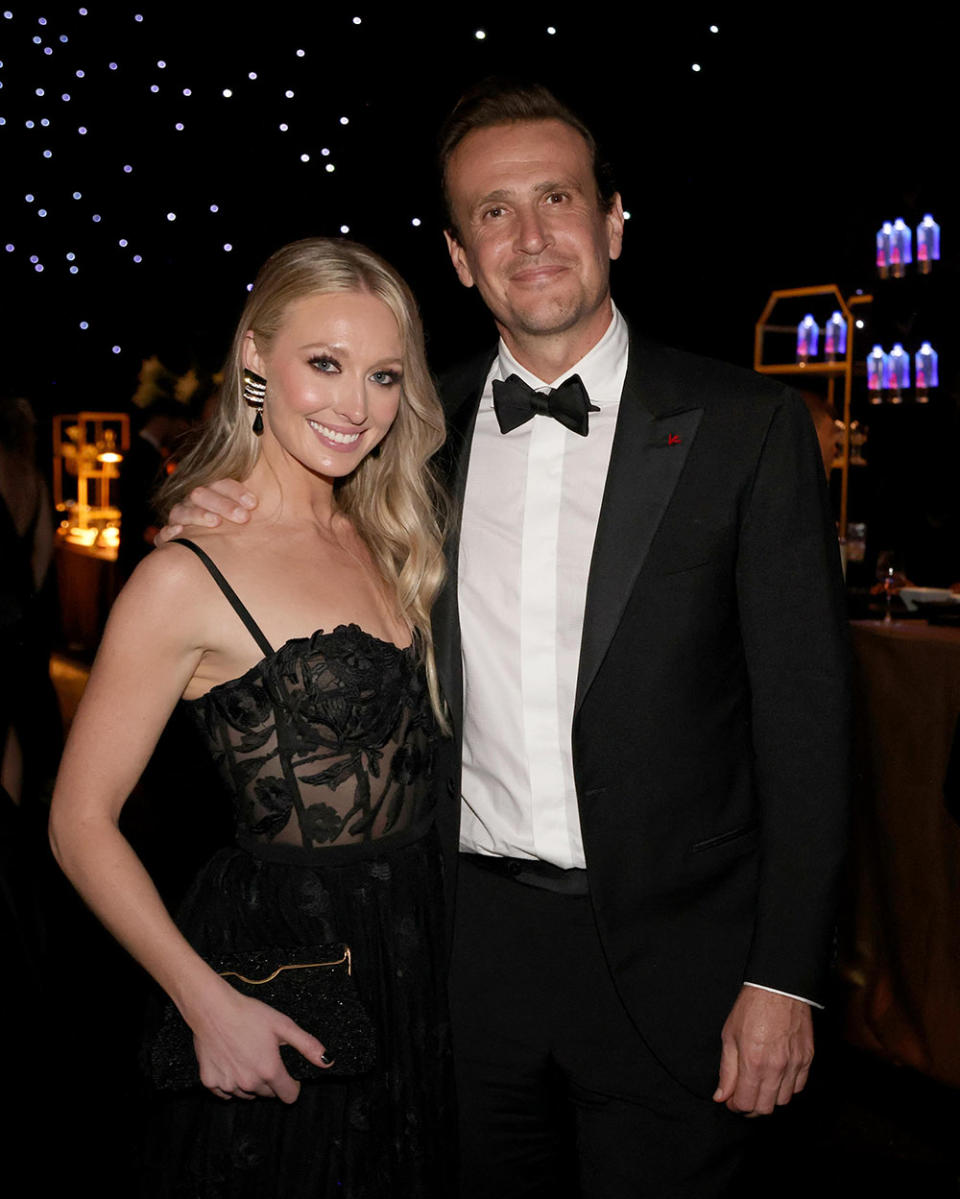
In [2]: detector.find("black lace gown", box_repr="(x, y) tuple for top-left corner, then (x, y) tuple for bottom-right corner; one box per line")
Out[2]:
(140, 540), (452, 1198)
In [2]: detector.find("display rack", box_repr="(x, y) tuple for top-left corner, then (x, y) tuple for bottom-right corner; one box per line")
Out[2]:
(753, 284), (873, 539)
(52, 410), (130, 558)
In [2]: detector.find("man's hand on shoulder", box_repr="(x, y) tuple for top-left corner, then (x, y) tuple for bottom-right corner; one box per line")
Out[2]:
(713, 986), (813, 1116)
(154, 479), (258, 546)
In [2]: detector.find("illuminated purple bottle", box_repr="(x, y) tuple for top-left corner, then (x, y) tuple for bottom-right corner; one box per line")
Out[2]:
(796, 314), (819, 364)
(888, 343), (910, 403)
(824, 311), (847, 361)
(890, 218), (912, 278)
(917, 214), (940, 274)
(867, 345), (889, 404)
(876, 221), (892, 278)
(914, 342), (938, 403)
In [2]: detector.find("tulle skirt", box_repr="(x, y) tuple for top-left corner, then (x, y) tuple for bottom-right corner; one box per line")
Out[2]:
(139, 828), (453, 1198)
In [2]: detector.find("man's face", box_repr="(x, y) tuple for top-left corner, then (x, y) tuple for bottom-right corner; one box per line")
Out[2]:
(444, 119), (623, 358)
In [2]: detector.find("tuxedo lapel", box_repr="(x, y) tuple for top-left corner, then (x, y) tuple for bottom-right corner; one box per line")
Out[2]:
(440, 351), (494, 537)
(575, 338), (703, 712)
(433, 350), (495, 738)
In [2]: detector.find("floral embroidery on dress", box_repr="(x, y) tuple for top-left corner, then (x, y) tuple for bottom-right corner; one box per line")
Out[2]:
(184, 625), (436, 852)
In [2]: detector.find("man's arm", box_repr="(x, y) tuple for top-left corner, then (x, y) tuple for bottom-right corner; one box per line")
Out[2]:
(155, 479), (258, 545)
(714, 388), (850, 1114)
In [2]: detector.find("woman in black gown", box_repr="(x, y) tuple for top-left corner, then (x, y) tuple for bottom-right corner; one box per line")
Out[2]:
(50, 239), (452, 1197)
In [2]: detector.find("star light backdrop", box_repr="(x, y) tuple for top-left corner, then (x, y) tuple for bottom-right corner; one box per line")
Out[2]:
(2, 7), (955, 411)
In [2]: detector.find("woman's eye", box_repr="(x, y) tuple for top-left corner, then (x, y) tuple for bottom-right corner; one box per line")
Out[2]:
(309, 357), (338, 373)
(370, 370), (401, 387)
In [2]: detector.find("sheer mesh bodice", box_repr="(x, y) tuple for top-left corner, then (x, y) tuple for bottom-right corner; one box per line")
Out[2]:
(175, 540), (437, 857)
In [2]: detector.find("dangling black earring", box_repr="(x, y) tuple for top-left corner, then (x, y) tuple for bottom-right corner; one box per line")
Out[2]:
(243, 368), (266, 436)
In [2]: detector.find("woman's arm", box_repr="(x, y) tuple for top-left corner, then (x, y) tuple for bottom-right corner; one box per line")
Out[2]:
(49, 548), (329, 1102)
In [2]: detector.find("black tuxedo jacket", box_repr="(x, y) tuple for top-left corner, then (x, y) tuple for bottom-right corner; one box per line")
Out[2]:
(431, 329), (850, 1095)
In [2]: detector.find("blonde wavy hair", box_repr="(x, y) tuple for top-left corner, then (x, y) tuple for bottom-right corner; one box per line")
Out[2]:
(159, 238), (450, 728)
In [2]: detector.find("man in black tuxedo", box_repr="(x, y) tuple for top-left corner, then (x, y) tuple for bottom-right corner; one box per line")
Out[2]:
(428, 81), (850, 1198)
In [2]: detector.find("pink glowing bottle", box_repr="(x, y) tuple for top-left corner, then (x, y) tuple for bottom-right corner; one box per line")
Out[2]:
(914, 342), (938, 403)
(916, 214), (940, 275)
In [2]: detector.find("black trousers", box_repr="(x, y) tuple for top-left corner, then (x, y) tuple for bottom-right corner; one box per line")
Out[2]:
(449, 857), (756, 1199)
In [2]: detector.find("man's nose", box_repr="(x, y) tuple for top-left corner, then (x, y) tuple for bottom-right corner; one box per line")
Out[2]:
(515, 207), (551, 255)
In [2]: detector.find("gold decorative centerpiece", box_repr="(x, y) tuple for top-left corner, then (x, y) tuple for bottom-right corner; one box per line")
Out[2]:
(53, 411), (130, 558)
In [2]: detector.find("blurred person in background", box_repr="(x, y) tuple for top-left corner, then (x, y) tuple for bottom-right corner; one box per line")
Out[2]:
(116, 397), (195, 582)
(0, 394), (59, 806)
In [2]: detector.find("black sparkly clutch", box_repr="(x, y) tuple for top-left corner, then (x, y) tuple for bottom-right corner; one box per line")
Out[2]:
(146, 943), (377, 1090)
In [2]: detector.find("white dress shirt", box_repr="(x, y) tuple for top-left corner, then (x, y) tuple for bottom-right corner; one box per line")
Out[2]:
(457, 305), (628, 867)
(455, 306), (815, 1008)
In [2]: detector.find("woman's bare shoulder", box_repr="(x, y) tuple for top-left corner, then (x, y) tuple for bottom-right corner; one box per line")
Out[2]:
(111, 538), (233, 637)
(127, 536), (213, 590)
(80, 541), (220, 705)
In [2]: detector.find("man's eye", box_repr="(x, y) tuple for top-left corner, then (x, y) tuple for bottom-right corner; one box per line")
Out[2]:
(371, 370), (401, 387)
(482, 206), (504, 220)
(545, 192), (567, 205)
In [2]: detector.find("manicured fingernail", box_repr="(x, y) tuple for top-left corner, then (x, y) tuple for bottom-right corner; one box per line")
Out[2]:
(320, 1052), (334, 1066)
(204, 512), (218, 525)
(241, 493), (256, 508)
(233, 507), (250, 521)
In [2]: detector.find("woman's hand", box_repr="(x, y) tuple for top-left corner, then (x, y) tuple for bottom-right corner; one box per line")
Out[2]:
(156, 479), (258, 545)
(189, 984), (332, 1104)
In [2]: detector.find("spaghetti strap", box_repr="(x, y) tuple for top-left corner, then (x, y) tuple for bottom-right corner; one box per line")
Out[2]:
(172, 538), (275, 658)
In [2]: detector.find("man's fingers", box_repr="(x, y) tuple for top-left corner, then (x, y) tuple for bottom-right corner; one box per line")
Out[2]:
(776, 1052), (811, 1106)
(724, 1060), (761, 1115)
(166, 486), (254, 530)
(206, 478), (257, 507)
(190, 481), (257, 521)
(157, 480), (258, 545)
(749, 1069), (781, 1116)
(713, 1038), (738, 1103)
(154, 522), (183, 547)
(162, 502), (216, 531)
(728, 1048), (808, 1115)
(776, 1072), (797, 1107)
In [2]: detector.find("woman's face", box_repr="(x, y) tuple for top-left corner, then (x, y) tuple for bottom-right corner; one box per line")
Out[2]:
(245, 289), (403, 478)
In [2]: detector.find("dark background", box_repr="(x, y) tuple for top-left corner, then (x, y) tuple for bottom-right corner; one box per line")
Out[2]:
(3, 4), (958, 576)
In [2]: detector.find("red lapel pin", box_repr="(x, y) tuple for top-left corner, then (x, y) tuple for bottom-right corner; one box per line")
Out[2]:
(668, 433), (682, 446)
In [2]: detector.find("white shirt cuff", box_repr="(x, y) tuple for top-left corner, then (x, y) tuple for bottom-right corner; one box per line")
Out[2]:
(743, 981), (823, 1010)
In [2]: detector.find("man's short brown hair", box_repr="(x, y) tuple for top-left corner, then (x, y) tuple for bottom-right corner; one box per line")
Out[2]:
(438, 79), (617, 241)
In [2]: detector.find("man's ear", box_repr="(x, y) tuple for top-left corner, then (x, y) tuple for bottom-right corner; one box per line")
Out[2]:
(606, 193), (625, 263)
(443, 230), (475, 290)
(242, 330), (266, 376)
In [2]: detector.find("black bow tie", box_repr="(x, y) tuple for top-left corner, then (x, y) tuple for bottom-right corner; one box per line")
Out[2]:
(492, 373), (599, 437)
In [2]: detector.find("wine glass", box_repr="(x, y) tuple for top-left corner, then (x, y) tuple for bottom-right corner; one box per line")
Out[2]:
(875, 550), (898, 624)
